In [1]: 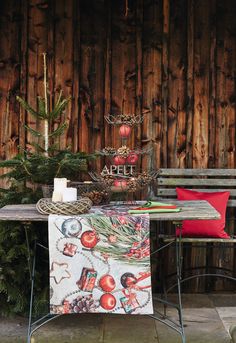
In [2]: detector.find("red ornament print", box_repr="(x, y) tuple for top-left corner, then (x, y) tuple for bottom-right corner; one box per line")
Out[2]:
(113, 179), (127, 188)
(126, 153), (139, 165)
(99, 274), (116, 292)
(119, 124), (131, 138)
(100, 293), (116, 310)
(113, 155), (126, 165)
(80, 231), (99, 249)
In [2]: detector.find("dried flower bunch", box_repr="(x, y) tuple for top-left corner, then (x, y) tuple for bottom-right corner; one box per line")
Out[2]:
(100, 145), (152, 157)
(104, 113), (146, 126)
(117, 145), (130, 158)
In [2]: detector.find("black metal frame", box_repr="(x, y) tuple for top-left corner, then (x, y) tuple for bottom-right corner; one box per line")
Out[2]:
(25, 221), (187, 343)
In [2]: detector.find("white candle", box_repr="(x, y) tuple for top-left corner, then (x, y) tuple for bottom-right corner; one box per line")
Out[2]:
(54, 178), (68, 192)
(62, 188), (77, 202)
(52, 191), (62, 202)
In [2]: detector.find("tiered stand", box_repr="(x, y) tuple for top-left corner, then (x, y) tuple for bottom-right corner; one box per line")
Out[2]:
(90, 113), (156, 202)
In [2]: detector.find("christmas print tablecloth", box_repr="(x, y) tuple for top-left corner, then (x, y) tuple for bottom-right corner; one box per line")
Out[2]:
(49, 213), (153, 315)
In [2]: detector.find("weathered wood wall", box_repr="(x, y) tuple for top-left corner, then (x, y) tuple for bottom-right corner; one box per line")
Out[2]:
(0, 0), (236, 292)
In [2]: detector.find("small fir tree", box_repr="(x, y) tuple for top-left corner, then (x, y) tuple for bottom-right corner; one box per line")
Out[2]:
(0, 53), (93, 316)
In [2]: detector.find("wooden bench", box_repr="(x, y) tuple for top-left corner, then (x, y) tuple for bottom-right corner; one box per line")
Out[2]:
(153, 168), (236, 292)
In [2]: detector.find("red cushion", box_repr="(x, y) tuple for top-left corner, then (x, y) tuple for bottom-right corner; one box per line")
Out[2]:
(176, 188), (230, 238)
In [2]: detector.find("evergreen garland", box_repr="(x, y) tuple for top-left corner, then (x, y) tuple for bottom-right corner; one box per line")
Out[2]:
(0, 53), (94, 316)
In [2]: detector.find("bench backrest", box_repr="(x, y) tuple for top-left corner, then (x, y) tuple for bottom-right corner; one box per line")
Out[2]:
(156, 168), (236, 207)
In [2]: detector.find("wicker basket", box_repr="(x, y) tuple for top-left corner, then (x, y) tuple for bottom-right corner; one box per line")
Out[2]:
(70, 181), (111, 205)
(36, 197), (92, 215)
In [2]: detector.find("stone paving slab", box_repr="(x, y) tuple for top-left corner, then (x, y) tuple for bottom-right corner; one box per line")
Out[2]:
(155, 307), (230, 343)
(0, 294), (236, 343)
(103, 314), (158, 343)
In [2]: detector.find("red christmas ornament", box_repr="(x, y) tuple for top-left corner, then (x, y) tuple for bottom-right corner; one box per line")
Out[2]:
(100, 293), (116, 310)
(108, 234), (117, 243)
(99, 274), (116, 292)
(118, 216), (127, 225)
(135, 223), (142, 231)
(126, 153), (139, 165)
(119, 124), (131, 139)
(113, 179), (127, 188)
(80, 231), (99, 249)
(113, 155), (126, 165)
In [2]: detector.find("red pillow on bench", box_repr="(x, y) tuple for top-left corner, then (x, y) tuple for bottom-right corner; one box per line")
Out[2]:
(176, 188), (230, 238)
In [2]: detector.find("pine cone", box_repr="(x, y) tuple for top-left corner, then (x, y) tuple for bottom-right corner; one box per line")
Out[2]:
(127, 178), (138, 192)
(71, 295), (97, 313)
(120, 114), (135, 125)
(103, 147), (116, 155)
(117, 145), (130, 157)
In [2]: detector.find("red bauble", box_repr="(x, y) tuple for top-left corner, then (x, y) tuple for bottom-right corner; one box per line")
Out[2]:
(113, 155), (126, 165)
(119, 124), (131, 138)
(113, 179), (127, 188)
(80, 231), (99, 249)
(99, 275), (116, 292)
(100, 293), (116, 310)
(126, 153), (139, 165)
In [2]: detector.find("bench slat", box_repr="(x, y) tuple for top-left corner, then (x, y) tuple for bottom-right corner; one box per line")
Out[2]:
(158, 168), (236, 176)
(157, 188), (236, 196)
(161, 236), (236, 243)
(158, 178), (236, 186)
(154, 196), (236, 207)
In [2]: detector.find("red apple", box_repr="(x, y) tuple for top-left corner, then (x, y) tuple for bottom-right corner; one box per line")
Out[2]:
(113, 155), (126, 165)
(100, 293), (116, 310)
(119, 124), (131, 139)
(99, 275), (116, 292)
(126, 153), (139, 165)
(113, 179), (127, 188)
(80, 231), (99, 249)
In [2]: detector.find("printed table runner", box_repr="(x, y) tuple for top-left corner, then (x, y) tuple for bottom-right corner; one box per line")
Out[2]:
(49, 213), (153, 315)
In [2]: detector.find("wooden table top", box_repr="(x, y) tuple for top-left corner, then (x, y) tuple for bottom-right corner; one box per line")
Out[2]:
(0, 200), (220, 222)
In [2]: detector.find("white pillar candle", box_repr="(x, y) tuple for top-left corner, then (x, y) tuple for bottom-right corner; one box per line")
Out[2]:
(62, 188), (77, 202)
(52, 191), (62, 202)
(54, 178), (68, 192)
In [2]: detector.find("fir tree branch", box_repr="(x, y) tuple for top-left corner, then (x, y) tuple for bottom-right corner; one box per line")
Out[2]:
(37, 96), (47, 118)
(16, 96), (44, 119)
(48, 123), (68, 137)
(24, 125), (42, 137)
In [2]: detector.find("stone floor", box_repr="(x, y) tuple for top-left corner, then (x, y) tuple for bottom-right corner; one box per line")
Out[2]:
(1, 294), (236, 343)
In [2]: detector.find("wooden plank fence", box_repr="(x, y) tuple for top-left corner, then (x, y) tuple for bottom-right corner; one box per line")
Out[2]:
(0, 0), (236, 292)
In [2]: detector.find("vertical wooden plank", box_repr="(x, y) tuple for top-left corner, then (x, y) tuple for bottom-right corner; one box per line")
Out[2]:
(161, 0), (169, 167)
(90, 0), (106, 171)
(47, 0), (55, 149)
(78, 1), (93, 153)
(208, 0), (216, 168)
(104, 0), (112, 149)
(111, 0), (136, 150)
(142, 0), (162, 173)
(78, 0), (106, 166)
(19, 0), (28, 150)
(191, 0), (211, 292)
(213, 0), (236, 292)
(135, 0), (143, 170)
(167, 0), (187, 168)
(192, 0), (210, 169)
(186, 0), (194, 168)
(27, 0), (49, 151)
(71, 0), (79, 153)
(0, 1), (22, 186)
(54, 0), (73, 150)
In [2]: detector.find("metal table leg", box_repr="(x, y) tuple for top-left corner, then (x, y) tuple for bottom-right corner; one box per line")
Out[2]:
(149, 222), (186, 343)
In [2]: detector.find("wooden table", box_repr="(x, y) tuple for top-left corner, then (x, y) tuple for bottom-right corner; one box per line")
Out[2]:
(0, 200), (220, 343)
(0, 200), (220, 222)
